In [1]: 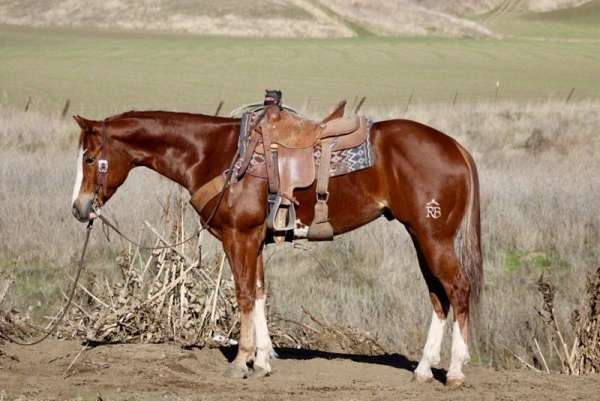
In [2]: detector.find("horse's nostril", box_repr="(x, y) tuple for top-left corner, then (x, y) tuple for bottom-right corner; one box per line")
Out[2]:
(72, 206), (80, 219)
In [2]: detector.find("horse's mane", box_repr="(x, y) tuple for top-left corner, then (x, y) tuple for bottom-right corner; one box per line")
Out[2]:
(104, 110), (238, 123)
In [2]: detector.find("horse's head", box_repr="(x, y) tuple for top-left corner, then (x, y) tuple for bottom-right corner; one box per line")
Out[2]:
(71, 115), (132, 223)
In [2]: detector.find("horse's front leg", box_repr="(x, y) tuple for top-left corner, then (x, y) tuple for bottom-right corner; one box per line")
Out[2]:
(253, 254), (277, 376)
(221, 225), (264, 378)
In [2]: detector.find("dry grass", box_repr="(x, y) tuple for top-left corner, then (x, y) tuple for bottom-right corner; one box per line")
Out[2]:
(319, 0), (495, 37)
(1, 99), (599, 369)
(0, 0), (353, 38)
(419, 0), (589, 15)
(0, 0), (590, 39)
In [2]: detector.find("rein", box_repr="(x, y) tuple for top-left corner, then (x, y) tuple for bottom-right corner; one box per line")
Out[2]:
(4, 222), (93, 346)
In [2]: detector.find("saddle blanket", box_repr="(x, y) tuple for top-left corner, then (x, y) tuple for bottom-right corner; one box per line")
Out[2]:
(235, 112), (375, 179)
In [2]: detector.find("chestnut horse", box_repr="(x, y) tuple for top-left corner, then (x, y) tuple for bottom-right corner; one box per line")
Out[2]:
(71, 106), (482, 386)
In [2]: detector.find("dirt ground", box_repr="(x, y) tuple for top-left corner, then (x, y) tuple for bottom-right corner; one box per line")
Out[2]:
(1, 340), (599, 401)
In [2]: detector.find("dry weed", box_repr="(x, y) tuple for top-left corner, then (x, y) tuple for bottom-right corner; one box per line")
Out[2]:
(1, 100), (599, 368)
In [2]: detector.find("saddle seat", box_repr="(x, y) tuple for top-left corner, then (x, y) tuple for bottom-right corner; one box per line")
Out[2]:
(258, 110), (361, 149)
(254, 114), (367, 155)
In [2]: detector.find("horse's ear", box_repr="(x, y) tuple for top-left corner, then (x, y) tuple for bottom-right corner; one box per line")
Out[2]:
(73, 115), (97, 131)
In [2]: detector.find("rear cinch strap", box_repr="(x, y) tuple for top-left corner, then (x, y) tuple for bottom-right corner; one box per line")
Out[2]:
(308, 138), (334, 241)
(190, 174), (227, 215)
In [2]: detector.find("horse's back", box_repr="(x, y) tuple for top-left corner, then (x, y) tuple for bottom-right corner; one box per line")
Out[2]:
(372, 119), (467, 169)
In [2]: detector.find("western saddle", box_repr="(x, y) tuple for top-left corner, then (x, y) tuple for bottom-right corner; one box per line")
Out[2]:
(239, 104), (369, 241)
(190, 100), (370, 242)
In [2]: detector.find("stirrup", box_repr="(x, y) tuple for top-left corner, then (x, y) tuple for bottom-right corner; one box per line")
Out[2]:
(267, 194), (296, 231)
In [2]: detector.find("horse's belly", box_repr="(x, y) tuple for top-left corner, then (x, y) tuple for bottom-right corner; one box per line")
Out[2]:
(293, 167), (386, 235)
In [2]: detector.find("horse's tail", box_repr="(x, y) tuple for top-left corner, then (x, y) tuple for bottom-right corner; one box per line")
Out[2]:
(455, 142), (483, 313)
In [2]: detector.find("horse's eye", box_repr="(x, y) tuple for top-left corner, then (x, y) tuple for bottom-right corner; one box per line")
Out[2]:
(84, 156), (95, 165)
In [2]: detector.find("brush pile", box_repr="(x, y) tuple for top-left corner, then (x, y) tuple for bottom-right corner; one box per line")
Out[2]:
(570, 267), (600, 374)
(53, 194), (385, 355)
(271, 307), (387, 355)
(60, 195), (239, 347)
(533, 268), (600, 375)
(0, 274), (33, 345)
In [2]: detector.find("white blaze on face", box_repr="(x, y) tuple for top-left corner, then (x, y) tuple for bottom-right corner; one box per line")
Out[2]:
(71, 146), (84, 205)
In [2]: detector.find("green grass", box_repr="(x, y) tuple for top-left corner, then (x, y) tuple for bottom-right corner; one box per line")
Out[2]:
(480, 1), (600, 39)
(0, 24), (599, 118)
(527, 0), (600, 25)
(159, 0), (313, 19)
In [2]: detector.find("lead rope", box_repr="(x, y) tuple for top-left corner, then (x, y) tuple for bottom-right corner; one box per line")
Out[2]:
(4, 221), (94, 346)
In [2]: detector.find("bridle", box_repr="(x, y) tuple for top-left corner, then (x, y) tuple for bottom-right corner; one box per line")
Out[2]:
(92, 119), (110, 211)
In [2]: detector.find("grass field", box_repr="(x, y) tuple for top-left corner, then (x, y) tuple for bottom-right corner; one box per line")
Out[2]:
(1, 24), (599, 119)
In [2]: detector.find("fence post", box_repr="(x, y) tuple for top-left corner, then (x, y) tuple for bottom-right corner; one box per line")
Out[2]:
(61, 99), (71, 118)
(404, 89), (414, 114)
(214, 101), (224, 116)
(354, 96), (366, 114)
(565, 87), (575, 104)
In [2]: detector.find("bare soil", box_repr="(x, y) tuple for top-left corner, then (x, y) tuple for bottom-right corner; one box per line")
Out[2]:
(1, 340), (599, 401)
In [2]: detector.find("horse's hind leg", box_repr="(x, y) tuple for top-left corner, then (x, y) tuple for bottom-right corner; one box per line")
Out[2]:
(412, 234), (471, 386)
(411, 234), (450, 383)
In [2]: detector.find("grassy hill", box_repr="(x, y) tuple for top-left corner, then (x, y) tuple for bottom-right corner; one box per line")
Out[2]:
(526, 0), (600, 23)
(0, 0), (353, 38)
(482, 0), (600, 38)
(1, 0), (595, 38)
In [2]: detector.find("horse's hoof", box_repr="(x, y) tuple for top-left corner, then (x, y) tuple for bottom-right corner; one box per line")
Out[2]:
(446, 376), (465, 388)
(223, 365), (250, 379)
(249, 366), (271, 378)
(413, 373), (433, 383)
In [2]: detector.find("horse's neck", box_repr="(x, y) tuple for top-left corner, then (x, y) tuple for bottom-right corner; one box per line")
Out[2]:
(129, 120), (239, 194)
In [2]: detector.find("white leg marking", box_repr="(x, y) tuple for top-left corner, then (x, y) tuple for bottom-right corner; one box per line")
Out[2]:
(415, 312), (446, 379)
(71, 146), (84, 204)
(253, 296), (274, 372)
(447, 320), (470, 380)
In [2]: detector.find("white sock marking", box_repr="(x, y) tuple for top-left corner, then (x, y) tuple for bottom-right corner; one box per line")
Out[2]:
(71, 146), (84, 205)
(253, 296), (274, 371)
(254, 297), (270, 349)
(415, 312), (446, 378)
(448, 320), (470, 379)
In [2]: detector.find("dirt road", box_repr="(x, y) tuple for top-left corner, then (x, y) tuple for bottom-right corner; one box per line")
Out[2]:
(1, 340), (599, 400)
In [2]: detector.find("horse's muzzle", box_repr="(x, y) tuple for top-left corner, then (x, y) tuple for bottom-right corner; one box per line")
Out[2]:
(72, 195), (94, 223)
